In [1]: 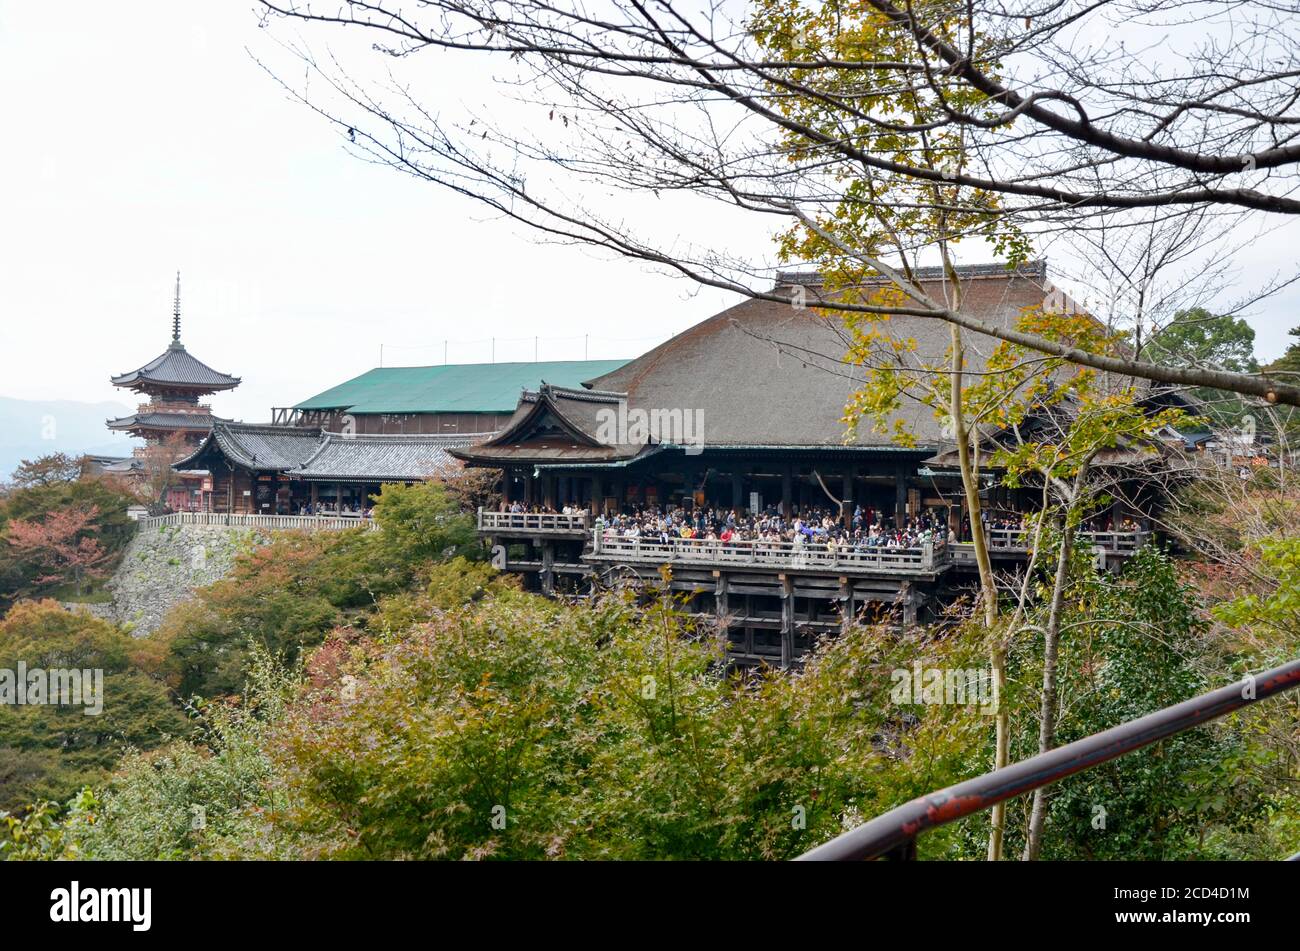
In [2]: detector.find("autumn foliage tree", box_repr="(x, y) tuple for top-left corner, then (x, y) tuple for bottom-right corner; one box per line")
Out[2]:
(8, 454), (84, 491)
(4, 505), (112, 598)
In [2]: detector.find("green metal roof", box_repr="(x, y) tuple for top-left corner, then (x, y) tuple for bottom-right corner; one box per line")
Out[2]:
(294, 360), (630, 415)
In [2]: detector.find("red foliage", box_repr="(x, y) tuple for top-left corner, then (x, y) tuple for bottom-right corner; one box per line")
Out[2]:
(5, 503), (112, 590)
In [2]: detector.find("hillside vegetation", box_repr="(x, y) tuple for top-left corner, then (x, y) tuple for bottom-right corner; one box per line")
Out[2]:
(1, 464), (1297, 860)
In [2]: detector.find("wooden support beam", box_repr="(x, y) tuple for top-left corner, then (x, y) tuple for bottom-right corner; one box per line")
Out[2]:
(714, 570), (729, 633)
(900, 581), (917, 627)
(781, 465), (793, 520)
(780, 574), (795, 669)
(540, 541), (555, 596)
(842, 466), (855, 530)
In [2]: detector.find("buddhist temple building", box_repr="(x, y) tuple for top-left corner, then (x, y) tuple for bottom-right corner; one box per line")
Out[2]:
(174, 423), (479, 515)
(453, 261), (1190, 667)
(176, 360), (629, 515)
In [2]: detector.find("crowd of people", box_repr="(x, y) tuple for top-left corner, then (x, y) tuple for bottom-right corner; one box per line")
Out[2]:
(503, 499), (1147, 550)
(585, 503), (953, 550)
(294, 501), (373, 518)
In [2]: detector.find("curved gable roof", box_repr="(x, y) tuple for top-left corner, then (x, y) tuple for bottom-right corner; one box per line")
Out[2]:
(175, 423), (323, 472)
(453, 384), (648, 464)
(293, 432), (477, 481)
(112, 343), (240, 391)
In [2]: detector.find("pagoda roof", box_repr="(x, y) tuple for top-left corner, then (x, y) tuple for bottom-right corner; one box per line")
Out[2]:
(106, 410), (227, 432)
(111, 342), (241, 392)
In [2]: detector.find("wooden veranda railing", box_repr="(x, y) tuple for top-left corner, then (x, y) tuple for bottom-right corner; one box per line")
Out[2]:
(591, 532), (949, 574)
(136, 512), (373, 531)
(477, 509), (592, 532)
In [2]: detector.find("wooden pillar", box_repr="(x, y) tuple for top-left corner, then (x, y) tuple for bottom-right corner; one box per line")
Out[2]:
(540, 541), (555, 595)
(590, 473), (603, 515)
(842, 466), (855, 529)
(781, 465), (793, 520)
(839, 578), (853, 636)
(780, 574), (795, 669)
(336, 482), (344, 513)
(714, 570), (729, 633)
(310, 482), (318, 512)
(894, 469), (907, 526)
(731, 469), (743, 510)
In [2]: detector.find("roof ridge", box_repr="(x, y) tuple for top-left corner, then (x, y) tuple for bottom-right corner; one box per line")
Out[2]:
(538, 383), (627, 403)
(366, 358), (630, 371)
(220, 421), (321, 435)
(318, 431), (491, 442)
(774, 259), (1048, 287)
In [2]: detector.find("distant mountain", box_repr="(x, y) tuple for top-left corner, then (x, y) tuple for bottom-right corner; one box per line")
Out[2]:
(0, 395), (141, 480)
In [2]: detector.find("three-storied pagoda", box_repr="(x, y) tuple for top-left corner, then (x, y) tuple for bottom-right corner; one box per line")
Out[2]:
(106, 274), (240, 509)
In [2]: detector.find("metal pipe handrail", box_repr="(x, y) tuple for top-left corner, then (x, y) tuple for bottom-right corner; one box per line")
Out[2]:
(797, 658), (1300, 860)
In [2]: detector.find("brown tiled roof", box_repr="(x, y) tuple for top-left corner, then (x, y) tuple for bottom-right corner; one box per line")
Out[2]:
(584, 263), (1052, 449)
(106, 411), (225, 432)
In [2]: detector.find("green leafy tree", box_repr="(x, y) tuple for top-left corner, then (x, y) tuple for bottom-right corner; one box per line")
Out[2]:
(8, 453), (84, 490)
(1147, 308), (1260, 431)
(1268, 327), (1300, 377)
(1147, 308), (1259, 375)
(52, 567), (992, 860)
(158, 481), (477, 698)
(0, 601), (184, 811)
(1003, 549), (1271, 859)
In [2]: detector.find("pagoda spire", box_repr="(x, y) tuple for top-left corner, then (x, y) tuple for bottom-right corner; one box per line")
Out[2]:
(172, 271), (182, 345)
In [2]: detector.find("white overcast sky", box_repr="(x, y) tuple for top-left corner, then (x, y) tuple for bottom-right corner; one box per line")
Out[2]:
(0, 1), (743, 424)
(1, 2), (1295, 426)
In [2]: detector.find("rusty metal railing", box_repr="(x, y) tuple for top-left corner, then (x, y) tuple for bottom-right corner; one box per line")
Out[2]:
(797, 658), (1300, 861)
